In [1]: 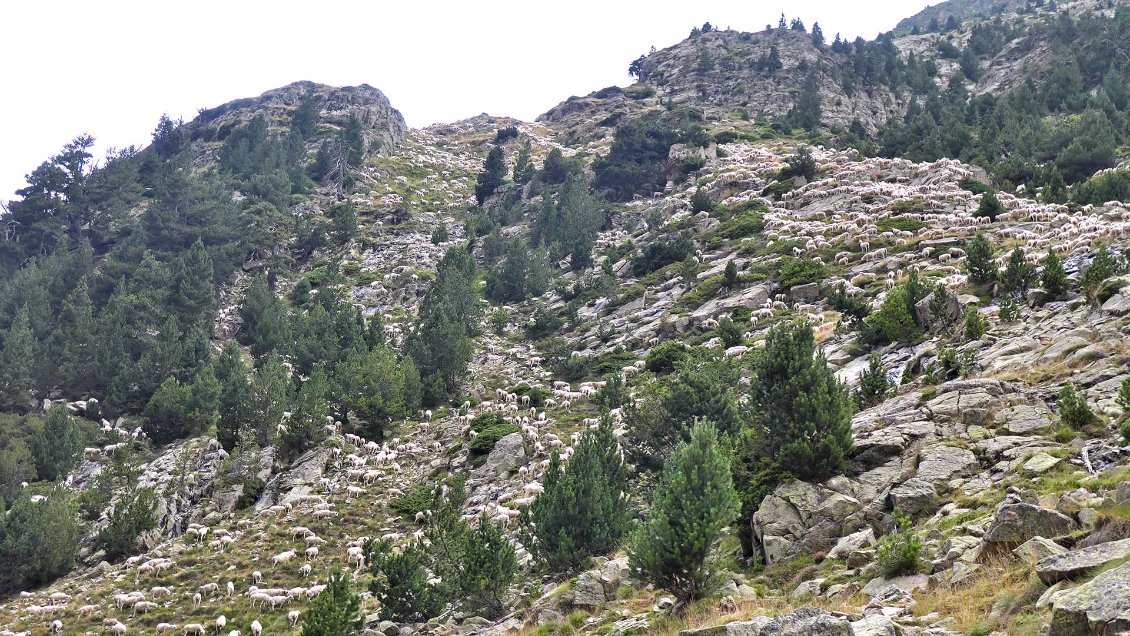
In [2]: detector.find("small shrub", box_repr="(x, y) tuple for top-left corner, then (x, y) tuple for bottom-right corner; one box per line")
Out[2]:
(1117, 377), (1130, 413)
(430, 225), (449, 245)
(876, 510), (923, 577)
(778, 257), (826, 288)
(1057, 383), (1098, 432)
(856, 354), (892, 408)
(690, 189), (714, 213)
(973, 191), (1006, 221)
(959, 176), (991, 194)
(999, 296), (1020, 323)
(961, 306), (987, 341)
(469, 423), (519, 456)
(876, 217), (927, 233)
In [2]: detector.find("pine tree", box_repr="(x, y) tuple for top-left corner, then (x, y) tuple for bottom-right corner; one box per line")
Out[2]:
(0, 305), (35, 411)
(244, 356), (290, 446)
(213, 343), (250, 451)
(974, 191), (1005, 221)
(512, 139), (535, 185)
(238, 275), (290, 357)
(1041, 248), (1069, 297)
(629, 420), (739, 608)
(0, 486), (80, 594)
(966, 234), (998, 284)
(32, 407), (81, 482)
(368, 541), (441, 623)
(519, 422), (628, 572)
(474, 146), (507, 205)
(170, 239), (217, 331)
(811, 22), (825, 46)
(855, 354), (891, 408)
(51, 277), (97, 395)
(749, 322), (853, 482)
(724, 260), (738, 289)
(279, 366), (330, 460)
(302, 569), (363, 636)
(0, 439), (37, 505)
(1003, 248), (1037, 297)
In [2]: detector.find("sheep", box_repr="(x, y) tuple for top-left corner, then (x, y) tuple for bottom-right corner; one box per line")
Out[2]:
(150, 586), (172, 597)
(108, 622), (128, 636)
(250, 622), (262, 636)
(288, 611), (301, 627)
(48, 592), (71, 604)
(155, 624), (179, 634)
(305, 546), (319, 561)
(215, 616), (227, 633)
(199, 582), (219, 596)
(227, 581), (235, 597)
(193, 593), (202, 608)
(229, 632), (240, 636)
(50, 621), (62, 634)
(183, 625), (206, 636)
(300, 563), (312, 578)
(77, 605), (99, 618)
(252, 570), (262, 584)
(272, 550), (297, 565)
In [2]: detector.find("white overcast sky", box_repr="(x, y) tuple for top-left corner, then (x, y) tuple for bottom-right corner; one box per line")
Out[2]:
(0, 1), (934, 202)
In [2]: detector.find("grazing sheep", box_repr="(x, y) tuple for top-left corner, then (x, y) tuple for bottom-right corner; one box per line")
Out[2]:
(193, 592), (202, 607)
(305, 546), (319, 561)
(250, 622), (262, 636)
(227, 581), (235, 597)
(251, 571), (262, 585)
(300, 563), (312, 578)
(215, 616), (227, 633)
(288, 611), (301, 627)
(109, 622), (128, 636)
(271, 550), (297, 565)
(156, 624), (179, 634)
(51, 620), (62, 634)
(183, 625), (206, 636)
(78, 605), (99, 618)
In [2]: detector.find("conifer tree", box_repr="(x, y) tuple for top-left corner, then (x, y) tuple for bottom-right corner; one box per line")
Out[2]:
(749, 322), (853, 482)
(974, 191), (1005, 221)
(1041, 248), (1069, 297)
(512, 139), (535, 185)
(855, 353), (892, 408)
(32, 406), (81, 482)
(474, 146), (506, 205)
(368, 541), (441, 623)
(1003, 247), (1036, 297)
(213, 343), (250, 451)
(519, 422), (628, 572)
(51, 277), (97, 395)
(629, 420), (739, 608)
(0, 486), (80, 594)
(302, 569), (363, 636)
(966, 234), (998, 284)
(169, 239), (216, 331)
(279, 366), (330, 460)
(0, 304), (34, 411)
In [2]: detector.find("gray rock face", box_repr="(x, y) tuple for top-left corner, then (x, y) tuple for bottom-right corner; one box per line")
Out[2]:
(1012, 536), (1068, 563)
(760, 608), (852, 636)
(995, 403), (1052, 434)
(983, 503), (1078, 545)
(680, 617), (772, 636)
(470, 432), (526, 481)
(915, 288), (960, 331)
(1048, 560), (1130, 636)
(914, 445), (980, 484)
(1022, 452), (1063, 475)
(1036, 538), (1130, 585)
(889, 478), (939, 516)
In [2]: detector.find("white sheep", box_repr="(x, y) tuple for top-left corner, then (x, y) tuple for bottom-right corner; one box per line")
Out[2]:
(250, 621), (262, 636)
(288, 611), (301, 627)
(272, 550), (297, 565)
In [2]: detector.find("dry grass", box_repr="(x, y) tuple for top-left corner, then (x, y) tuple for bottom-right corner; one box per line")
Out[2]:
(910, 555), (1047, 635)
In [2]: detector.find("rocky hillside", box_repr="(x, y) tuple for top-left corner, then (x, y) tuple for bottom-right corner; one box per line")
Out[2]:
(2, 3), (1130, 636)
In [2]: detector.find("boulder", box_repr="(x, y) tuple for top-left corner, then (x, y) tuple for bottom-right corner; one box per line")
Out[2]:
(571, 570), (607, 607)
(1100, 290), (1130, 316)
(861, 574), (929, 598)
(828, 528), (876, 560)
(849, 615), (903, 636)
(789, 283), (820, 303)
(994, 403), (1052, 435)
(914, 445), (980, 484)
(792, 578), (825, 599)
(1036, 538), (1130, 585)
(470, 432), (527, 481)
(889, 478), (939, 516)
(1115, 481), (1130, 505)
(1012, 537), (1068, 563)
(752, 480), (862, 564)
(983, 503), (1078, 545)
(376, 621), (400, 636)
(915, 289), (960, 331)
(1022, 452), (1063, 475)
(680, 617), (772, 636)
(1048, 560), (1130, 636)
(760, 608), (852, 636)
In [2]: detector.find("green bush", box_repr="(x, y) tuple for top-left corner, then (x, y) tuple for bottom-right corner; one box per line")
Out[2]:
(691, 189), (714, 213)
(966, 234), (998, 284)
(714, 210), (764, 240)
(97, 487), (157, 562)
(1082, 245), (1123, 301)
(646, 341), (689, 374)
(778, 257), (826, 288)
(1117, 377), (1130, 413)
(1041, 249), (1069, 297)
(855, 354), (892, 408)
(876, 217), (927, 233)
(469, 423), (519, 456)
(391, 486), (432, 519)
(368, 540), (441, 623)
(973, 191), (1006, 221)
(1057, 383), (1098, 431)
(961, 306), (987, 341)
(959, 177), (991, 195)
(632, 233), (695, 276)
(876, 510), (923, 577)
